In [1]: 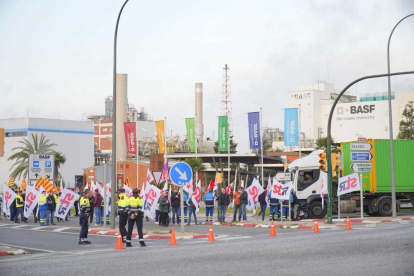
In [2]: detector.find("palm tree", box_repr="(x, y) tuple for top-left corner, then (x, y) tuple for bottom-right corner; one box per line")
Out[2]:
(8, 134), (57, 180)
(53, 150), (67, 186)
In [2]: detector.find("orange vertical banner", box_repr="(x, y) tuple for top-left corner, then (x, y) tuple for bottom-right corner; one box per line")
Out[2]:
(155, 120), (165, 154)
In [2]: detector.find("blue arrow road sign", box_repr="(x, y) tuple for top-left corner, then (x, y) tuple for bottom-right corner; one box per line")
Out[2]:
(351, 152), (373, 162)
(169, 162), (193, 187)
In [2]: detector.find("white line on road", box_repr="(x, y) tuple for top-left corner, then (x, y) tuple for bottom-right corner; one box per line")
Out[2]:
(0, 224), (9, 227)
(53, 227), (71, 232)
(0, 242), (78, 255)
(31, 226), (47, 230)
(10, 225), (28, 229)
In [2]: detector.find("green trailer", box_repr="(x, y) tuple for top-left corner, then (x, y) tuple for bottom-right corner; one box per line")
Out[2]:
(341, 139), (414, 216)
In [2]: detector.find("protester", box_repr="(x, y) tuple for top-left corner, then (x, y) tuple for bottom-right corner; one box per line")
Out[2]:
(74, 190), (80, 217)
(14, 190), (25, 223)
(180, 192), (188, 224)
(125, 188), (146, 247)
(79, 190), (91, 244)
(239, 187), (248, 221)
(54, 191), (61, 222)
(291, 189), (299, 221)
(93, 189), (103, 226)
(158, 191), (169, 227)
(155, 200), (160, 225)
(46, 191), (56, 225)
(38, 190), (48, 226)
(88, 192), (95, 224)
(204, 189), (215, 222)
(257, 191), (267, 221)
(217, 188), (230, 223)
(268, 191), (280, 221)
(187, 196), (197, 225)
(171, 189), (180, 225)
(9, 191), (17, 222)
(232, 187), (241, 222)
(0, 193), (4, 220)
(282, 197), (290, 221)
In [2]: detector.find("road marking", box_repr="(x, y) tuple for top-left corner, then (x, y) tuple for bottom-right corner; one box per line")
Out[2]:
(10, 225), (28, 229)
(31, 226), (48, 230)
(365, 224), (377, 228)
(53, 227), (71, 232)
(0, 224), (9, 227)
(399, 221), (410, 225)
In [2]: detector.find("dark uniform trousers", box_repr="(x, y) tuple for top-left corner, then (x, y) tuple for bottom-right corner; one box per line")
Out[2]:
(119, 212), (128, 240)
(127, 213), (144, 242)
(79, 213), (88, 239)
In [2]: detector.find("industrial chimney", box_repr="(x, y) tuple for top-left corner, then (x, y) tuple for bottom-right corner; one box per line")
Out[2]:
(195, 83), (204, 141)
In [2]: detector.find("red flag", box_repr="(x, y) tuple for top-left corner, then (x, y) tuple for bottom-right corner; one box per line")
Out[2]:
(42, 178), (54, 193)
(123, 122), (137, 154)
(225, 183), (233, 195)
(35, 177), (44, 190)
(206, 180), (215, 193)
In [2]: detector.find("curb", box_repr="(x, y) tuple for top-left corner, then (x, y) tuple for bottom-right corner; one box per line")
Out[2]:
(0, 249), (27, 256)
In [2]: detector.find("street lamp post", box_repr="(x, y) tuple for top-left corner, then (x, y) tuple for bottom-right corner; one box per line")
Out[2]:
(387, 13), (414, 218)
(111, 0), (129, 229)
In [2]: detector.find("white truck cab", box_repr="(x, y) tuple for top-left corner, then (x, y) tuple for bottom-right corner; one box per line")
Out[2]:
(287, 150), (328, 218)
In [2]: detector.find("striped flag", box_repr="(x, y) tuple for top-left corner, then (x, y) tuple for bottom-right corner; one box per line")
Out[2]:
(35, 177), (44, 190)
(7, 177), (14, 187)
(42, 177), (54, 193)
(225, 182), (233, 195)
(21, 178), (27, 190)
(123, 178), (130, 187)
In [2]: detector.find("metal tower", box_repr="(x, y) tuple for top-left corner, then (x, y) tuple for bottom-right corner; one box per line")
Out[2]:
(220, 64), (233, 138)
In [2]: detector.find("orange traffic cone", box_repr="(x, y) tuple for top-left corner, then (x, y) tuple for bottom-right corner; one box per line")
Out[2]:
(313, 219), (321, 233)
(114, 231), (126, 250)
(269, 221), (278, 237)
(345, 216), (353, 230)
(168, 228), (179, 246)
(207, 225), (216, 242)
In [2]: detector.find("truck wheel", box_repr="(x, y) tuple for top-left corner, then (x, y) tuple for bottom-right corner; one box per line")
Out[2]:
(309, 201), (327, 219)
(378, 198), (392, 217)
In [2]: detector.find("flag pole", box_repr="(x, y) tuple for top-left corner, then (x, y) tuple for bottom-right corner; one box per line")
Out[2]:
(260, 108), (264, 187)
(227, 115), (230, 190)
(136, 121), (139, 190)
(195, 116), (198, 189)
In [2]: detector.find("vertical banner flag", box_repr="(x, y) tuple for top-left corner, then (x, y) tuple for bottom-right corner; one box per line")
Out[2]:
(3, 183), (17, 216)
(246, 178), (264, 211)
(218, 116), (228, 152)
(191, 180), (202, 213)
(143, 184), (161, 220)
(337, 173), (360, 196)
(55, 188), (78, 219)
(271, 178), (293, 200)
(185, 118), (196, 153)
(105, 182), (112, 216)
(159, 161), (169, 184)
(248, 112), (261, 149)
(225, 182), (233, 195)
(24, 184), (41, 218)
(123, 122), (137, 155)
(284, 108), (299, 146)
(155, 120), (166, 154)
(320, 171), (328, 209)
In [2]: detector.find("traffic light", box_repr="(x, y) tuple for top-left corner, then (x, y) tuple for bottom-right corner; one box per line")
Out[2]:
(284, 163), (289, 172)
(331, 153), (341, 175)
(318, 152), (327, 171)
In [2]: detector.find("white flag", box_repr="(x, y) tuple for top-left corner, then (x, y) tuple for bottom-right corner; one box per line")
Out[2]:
(191, 180), (202, 213)
(105, 182), (112, 216)
(271, 178), (293, 200)
(123, 185), (133, 197)
(56, 188), (78, 219)
(245, 178), (264, 211)
(140, 182), (145, 198)
(3, 183), (17, 216)
(143, 184), (161, 220)
(337, 173), (360, 196)
(24, 184), (41, 218)
(320, 171), (328, 209)
(95, 182), (103, 194)
(146, 169), (155, 185)
(161, 181), (169, 192)
(265, 175), (271, 207)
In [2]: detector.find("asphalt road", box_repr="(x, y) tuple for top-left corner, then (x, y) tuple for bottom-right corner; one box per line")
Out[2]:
(0, 218), (413, 276)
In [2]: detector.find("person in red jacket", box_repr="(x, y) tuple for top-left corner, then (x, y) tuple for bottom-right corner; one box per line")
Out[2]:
(93, 189), (103, 226)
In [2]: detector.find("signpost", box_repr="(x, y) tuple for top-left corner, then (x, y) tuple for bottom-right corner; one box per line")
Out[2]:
(28, 154), (55, 181)
(350, 140), (372, 219)
(170, 162), (193, 233)
(275, 172), (292, 182)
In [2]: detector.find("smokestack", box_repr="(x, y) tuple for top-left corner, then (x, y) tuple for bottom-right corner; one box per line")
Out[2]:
(116, 74), (128, 161)
(195, 83), (204, 141)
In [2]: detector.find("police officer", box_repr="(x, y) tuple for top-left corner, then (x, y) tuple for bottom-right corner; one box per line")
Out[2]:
(79, 190), (91, 245)
(125, 188), (146, 247)
(117, 188), (128, 242)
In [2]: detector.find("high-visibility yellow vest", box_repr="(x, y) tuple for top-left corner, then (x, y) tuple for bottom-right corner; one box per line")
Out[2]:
(128, 196), (143, 211)
(80, 197), (90, 208)
(54, 194), (59, 204)
(16, 195), (24, 208)
(118, 193), (128, 210)
(39, 195), (47, 205)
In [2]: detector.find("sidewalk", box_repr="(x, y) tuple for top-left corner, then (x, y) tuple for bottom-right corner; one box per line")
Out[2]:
(0, 246), (27, 256)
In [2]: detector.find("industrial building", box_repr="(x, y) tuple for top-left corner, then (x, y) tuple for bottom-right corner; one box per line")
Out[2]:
(0, 117), (94, 188)
(273, 81), (414, 151)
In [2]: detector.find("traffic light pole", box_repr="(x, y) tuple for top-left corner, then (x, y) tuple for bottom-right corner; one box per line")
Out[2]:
(326, 70), (414, 224)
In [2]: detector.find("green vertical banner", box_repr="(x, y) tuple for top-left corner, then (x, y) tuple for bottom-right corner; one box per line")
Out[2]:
(185, 118), (196, 152)
(218, 115), (228, 152)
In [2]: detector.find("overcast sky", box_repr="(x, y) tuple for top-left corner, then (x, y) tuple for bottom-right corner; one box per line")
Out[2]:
(1, 0), (414, 153)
